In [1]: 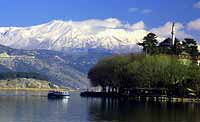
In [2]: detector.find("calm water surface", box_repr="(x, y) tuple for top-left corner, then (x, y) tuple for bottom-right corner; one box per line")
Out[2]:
(0, 91), (200, 122)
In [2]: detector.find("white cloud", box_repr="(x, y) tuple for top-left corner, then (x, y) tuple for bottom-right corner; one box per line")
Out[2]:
(69, 18), (123, 34)
(141, 9), (152, 14)
(70, 18), (198, 42)
(71, 18), (147, 33)
(130, 21), (146, 30)
(75, 18), (192, 39)
(72, 18), (197, 38)
(187, 18), (200, 31)
(74, 18), (122, 29)
(150, 22), (192, 39)
(194, 1), (200, 8)
(129, 8), (152, 14)
(71, 18), (194, 40)
(129, 8), (139, 13)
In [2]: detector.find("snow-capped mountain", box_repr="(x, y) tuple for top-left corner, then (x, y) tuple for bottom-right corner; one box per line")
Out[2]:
(0, 18), (148, 53)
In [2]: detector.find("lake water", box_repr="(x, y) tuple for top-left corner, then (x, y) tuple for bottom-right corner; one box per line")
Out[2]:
(0, 91), (200, 122)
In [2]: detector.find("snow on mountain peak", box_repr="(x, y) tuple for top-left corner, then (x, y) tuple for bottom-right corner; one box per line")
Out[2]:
(0, 18), (149, 52)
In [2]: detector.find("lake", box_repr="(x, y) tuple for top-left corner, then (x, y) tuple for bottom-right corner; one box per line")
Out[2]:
(0, 91), (200, 122)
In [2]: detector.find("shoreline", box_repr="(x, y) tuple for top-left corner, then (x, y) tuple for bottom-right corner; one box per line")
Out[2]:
(80, 91), (200, 103)
(0, 88), (74, 92)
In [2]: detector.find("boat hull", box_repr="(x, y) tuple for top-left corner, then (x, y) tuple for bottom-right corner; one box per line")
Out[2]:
(47, 91), (70, 99)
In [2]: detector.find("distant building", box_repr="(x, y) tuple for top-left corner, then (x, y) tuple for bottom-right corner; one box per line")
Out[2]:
(168, 22), (200, 66)
(177, 54), (200, 66)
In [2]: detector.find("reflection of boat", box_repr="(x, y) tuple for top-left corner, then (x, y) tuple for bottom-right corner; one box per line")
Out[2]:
(48, 90), (70, 98)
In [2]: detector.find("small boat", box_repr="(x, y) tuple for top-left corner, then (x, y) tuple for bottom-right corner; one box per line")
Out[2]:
(48, 90), (70, 98)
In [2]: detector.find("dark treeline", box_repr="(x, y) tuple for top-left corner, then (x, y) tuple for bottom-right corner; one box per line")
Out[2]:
(88, 33), (200, 97)
(0, 72), (48, 81)
(138, 33), (199, 58)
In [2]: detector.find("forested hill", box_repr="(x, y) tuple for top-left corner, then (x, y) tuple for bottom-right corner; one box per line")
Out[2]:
(0, 72), (47, 80)
(0, 44), (91, 89)
(0, 72), (59, 89)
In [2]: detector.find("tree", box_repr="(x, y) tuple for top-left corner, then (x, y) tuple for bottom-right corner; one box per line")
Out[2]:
(88, 55), (131, 92)
(182, 38), (199, 58)
(138, 33), (158, 55)
(88, 53), (200, 97)
(88, 59), (114, 92)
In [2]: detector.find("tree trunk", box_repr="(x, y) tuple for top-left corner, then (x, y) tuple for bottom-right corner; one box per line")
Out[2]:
(102, 86), (106, 92)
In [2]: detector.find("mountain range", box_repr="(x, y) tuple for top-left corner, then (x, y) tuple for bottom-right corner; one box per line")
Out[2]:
(0, 19), (148, 53)
(0, 44), (114, 89)
(0, 19), (151, 88)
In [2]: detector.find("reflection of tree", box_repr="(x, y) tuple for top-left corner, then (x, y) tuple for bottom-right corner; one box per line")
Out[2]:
(87, 98), (124, 121)
(87, 98), (200, 122)
(88, 98), (147, 121)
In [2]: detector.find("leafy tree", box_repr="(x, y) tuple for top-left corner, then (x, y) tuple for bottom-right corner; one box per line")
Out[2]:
(88, 54), (200, 96)
(88, 59), (114, 91)
(88, 32), (200, 97)
(182, 38), (199, 58)
(138, 33), (158, 55)
(88, 55), (131, 92)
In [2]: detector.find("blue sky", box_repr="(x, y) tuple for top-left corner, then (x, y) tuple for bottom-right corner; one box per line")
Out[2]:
(0, 0), (200, 40)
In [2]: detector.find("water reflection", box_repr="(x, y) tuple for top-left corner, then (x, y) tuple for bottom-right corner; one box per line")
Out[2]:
(87, 98), (200, 122)
(62, 97), (69, 104)
(0, 91), (70, 122)
(0, 91), (200, 122)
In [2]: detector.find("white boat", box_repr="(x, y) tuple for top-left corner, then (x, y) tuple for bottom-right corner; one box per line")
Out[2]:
(48, 90), (70, 98)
